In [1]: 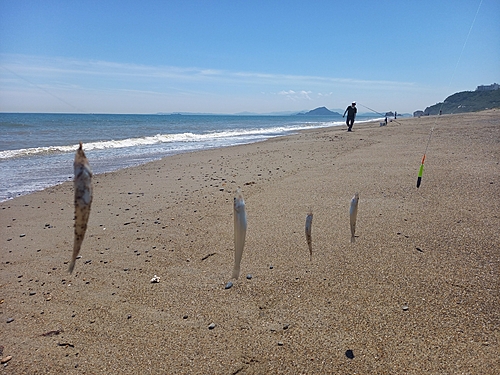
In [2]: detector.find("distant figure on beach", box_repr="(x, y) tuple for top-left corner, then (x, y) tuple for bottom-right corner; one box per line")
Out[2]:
(343, 102), (357, 132)
(394, 111), (397, 119)
(384, 116), (388, 126)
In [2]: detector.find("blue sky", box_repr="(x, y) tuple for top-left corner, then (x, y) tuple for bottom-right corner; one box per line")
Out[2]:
(0, 0), (498, 114)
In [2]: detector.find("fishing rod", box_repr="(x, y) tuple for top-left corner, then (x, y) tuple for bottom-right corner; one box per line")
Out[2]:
(416, 127), (434, 188)
(357, 103), (402, 125)
(0, 64), (87, 113)
(415, 0), (482, 189)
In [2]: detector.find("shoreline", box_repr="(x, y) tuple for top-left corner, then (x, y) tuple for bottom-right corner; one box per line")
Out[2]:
(0, 115), (384, 203)
(1, 110), (499, 374)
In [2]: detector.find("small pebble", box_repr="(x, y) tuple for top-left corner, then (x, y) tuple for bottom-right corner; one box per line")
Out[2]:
(208, 323), (216, 330)
(277, 341), (284, 346)
(20, 234), (26, 237)
(183, 315), (188, 319)
(246, 274), (252, 280)
(127, 315), (132, 319)
(29, 291), (36, 296)
(150, 275), (160, 283)
(224, 281), (233, 289)
(269, 265), (274, 269)
(402, 305), (409, 311)
(6, 318), (14, 323)
(1, 355), (12, 364)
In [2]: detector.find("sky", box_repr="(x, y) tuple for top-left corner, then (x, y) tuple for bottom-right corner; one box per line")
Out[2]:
(0, 0), (499, 114)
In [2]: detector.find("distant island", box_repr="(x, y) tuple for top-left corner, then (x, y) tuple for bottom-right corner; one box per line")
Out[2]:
(415, 83), (500, 116)
(296, 107), (341, 116)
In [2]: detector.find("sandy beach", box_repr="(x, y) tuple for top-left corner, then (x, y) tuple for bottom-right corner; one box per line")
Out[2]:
(1, 110), (499, 374)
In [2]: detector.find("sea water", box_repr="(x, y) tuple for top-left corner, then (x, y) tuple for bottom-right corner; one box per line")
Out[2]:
(0, 113), (379, 201)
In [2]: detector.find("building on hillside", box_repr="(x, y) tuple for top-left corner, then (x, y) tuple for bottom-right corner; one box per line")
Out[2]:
(476, 83), (500, 91)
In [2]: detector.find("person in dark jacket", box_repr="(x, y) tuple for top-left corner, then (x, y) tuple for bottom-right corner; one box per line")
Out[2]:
(343, 102), (357, 132)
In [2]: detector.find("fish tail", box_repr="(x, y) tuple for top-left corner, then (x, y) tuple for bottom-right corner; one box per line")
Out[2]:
(232, 267), (240, 280)
(68, 259), (76, 274)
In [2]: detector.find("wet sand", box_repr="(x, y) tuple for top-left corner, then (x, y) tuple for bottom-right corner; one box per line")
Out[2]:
(1, 110), (499, 374)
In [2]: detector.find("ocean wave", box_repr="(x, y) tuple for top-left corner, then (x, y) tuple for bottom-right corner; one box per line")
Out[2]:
(0, 122), (345, 160)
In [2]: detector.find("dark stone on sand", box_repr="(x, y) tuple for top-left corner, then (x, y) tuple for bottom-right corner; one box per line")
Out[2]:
(246, 274), (252, 280)
(208, 323), (216, 330)
(346, 349), (354, 359)
(6, 318), (14, 323)
(225, 281), (233, 289)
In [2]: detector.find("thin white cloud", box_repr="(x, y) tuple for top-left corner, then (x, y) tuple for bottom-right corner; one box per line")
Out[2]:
(0, 54), (416, 89)
(278, 90), (312, 101)
(0, 54), (431, 113)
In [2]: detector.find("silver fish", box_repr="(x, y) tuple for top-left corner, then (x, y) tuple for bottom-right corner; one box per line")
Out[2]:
(232, 189), (247, 279)
(69, 142), (93, 274)
(349, 192), (359, 243)
(305, 209), (313, 261)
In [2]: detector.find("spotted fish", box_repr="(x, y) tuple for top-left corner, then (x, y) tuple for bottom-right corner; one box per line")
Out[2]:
(69, 142), (93, 273)
(232, 189), (247, 279)
(305, 209), (313, 261)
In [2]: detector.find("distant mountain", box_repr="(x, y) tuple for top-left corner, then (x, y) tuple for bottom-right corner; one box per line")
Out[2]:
(423, 88), (500, 115)
(296, 107), (341, 116)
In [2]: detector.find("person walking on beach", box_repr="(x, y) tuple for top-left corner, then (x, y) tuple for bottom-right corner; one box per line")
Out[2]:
(343, 102), (357, 132)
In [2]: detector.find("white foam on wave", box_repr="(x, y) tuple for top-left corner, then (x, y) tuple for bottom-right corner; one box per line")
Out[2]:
(0, 121), (346, 160)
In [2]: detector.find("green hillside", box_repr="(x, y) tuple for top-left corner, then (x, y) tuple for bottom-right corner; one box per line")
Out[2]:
(424, 89), (500, 115)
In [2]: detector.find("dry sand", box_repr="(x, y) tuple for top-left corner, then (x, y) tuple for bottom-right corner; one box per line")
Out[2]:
(1, 110), (499, 374)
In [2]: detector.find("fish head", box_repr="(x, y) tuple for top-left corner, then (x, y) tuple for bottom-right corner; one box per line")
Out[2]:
(74, 143), (92, 175)
(234, 189), (246, 212)
(352, 192), (359, 202)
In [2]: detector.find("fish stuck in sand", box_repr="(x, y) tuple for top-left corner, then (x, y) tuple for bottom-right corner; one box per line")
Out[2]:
(305, 209), (313, 261)
(349, 193), (359, 243)
(232, 189), (247, 279)
(69, 142), (93, 274)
